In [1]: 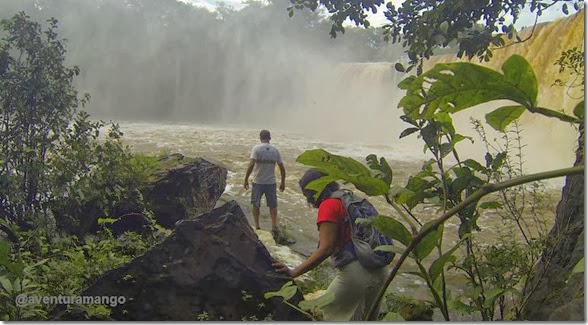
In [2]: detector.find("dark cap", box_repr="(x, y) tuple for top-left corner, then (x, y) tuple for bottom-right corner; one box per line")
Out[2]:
(259, 130), (271, 140)
(299, 169), (339, 208)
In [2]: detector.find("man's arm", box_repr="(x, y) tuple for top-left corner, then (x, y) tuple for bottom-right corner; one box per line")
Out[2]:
(273, 221), (337, 277)
(243, 158), (255, 189)
(277, 162), (286, 192)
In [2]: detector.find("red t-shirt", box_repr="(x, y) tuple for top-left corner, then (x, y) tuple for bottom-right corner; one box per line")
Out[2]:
(316, 198), (351, 248)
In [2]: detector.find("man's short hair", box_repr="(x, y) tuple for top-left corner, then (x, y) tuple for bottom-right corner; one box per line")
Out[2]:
(260, 129), (271, 140)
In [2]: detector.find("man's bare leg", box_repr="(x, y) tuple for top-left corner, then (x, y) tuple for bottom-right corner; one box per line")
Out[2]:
(269, 207), (278, 231)
(252, 205), (261, 229)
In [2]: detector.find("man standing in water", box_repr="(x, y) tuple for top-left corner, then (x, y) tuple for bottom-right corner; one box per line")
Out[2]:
(244, 129), (295, 245)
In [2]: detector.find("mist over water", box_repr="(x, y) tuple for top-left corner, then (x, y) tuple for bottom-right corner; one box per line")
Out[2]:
(1, 0), (579, 178)
(0, 0), (406, 138)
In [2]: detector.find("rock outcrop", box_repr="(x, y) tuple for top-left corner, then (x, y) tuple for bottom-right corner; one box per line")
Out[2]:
(53, 154), (227, 237)
(145, 156), (227, 228)
(52, 200), (307, 321)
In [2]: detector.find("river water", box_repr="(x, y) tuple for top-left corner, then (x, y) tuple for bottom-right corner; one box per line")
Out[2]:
(116, 120), (564, 317)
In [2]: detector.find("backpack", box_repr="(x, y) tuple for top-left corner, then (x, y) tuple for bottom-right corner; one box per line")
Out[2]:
(330, 189), (395, 269)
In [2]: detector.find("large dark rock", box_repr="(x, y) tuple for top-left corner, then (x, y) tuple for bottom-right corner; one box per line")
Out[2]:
(52, 154), (227, 237)
(145, 156), (227, 228)
(520, 126), (584, 321)
(52, 200), (307, 321)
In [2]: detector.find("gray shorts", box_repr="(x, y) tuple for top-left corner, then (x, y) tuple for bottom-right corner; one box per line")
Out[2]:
(251, 183), (277, 208)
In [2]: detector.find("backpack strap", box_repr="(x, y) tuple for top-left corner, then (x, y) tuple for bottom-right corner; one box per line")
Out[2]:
(329, 189), (356, 259)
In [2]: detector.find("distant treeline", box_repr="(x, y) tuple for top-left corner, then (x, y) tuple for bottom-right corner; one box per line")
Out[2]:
(0, 0), (409, 123)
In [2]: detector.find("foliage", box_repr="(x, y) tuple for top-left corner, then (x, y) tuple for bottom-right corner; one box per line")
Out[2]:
(295, 54), (583, 321)
(0, 226), (155, 320)
(287, 0), (583, 71)
(380, 292), (433, 321)
(0, 13), (167, 321)
(264, 280), (333, 320)
(553, 46), (585, 90)
(0, 12), (88, 227)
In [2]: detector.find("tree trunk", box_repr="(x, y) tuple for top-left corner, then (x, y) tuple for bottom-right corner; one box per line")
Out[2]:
(520, 124), (584, 321)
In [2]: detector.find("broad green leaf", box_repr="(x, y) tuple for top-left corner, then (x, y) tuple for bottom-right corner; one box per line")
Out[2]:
(485, 106), (526, 132)
(571, 257), (584, 274)
(381, 311), (405, 321)
(365, 154), (393, 186)
(296, 149), (389, 196)
(531, 106), (582, 124)
(398, 55), (539, 119)
(451, 133), (473, 146)
(501, 54), (537, 105)
(372, 215), (412, 246)
(573, 100), (584, 119)
(7, 262), (24, 278)
(305, 176), (339, 201)
(415, 222), (444, 261)
(264, 281), (298, 301)
(388, 185), (414, 203)
(483, 287), (506, 308)
(440, 143), (453, 158)
(298, 291), (334, 310)
(0, 276), (13, 293)
(462, 159), (486, 172)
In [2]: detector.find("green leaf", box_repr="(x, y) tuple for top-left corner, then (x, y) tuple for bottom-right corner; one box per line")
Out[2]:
(0, 276), (13, 294)
(462, 159), (486, 172)
(415, 222), (443, 261)
(398, 55), (539, 119)
(381, 311), (405, 321)
(573, 100), (584, 119)
(479, 201), (502, 210)
(531, 106), (582, 124)
(485, 106), (526, 132)
(97, 217), (118, 225)
(399, 127), (419, 139)
(372, 215), (412, 246)
(264, 281), (298, 301)
(501, 54), (538, 105)
(571, 257), (584, 274)
(482, 287), (506, 308)
(365, 154), (393, 186)
(298, 291), (334, 310)
(296, 149), (389, 196)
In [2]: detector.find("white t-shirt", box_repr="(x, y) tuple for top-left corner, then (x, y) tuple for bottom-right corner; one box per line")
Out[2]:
(250, 143), (282, 184)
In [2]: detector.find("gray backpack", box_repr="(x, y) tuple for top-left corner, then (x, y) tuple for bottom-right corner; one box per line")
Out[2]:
(329, 190), (395, 269)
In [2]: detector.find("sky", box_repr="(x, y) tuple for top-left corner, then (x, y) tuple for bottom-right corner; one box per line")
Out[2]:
(178, 0), (574, 28)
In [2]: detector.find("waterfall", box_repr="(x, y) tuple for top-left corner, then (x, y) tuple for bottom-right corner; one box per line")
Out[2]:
(421, 11), (584, 175)
(304, 11), (583, 175)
